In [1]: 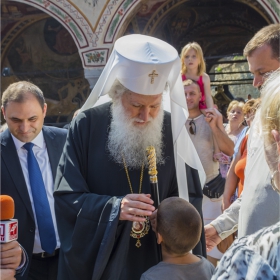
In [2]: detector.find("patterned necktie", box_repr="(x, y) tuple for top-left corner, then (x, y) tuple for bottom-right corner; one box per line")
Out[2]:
(23, 142), (57, 254)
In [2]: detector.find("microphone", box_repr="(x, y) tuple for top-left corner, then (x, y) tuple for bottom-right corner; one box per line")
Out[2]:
(0, 195), (18, 243)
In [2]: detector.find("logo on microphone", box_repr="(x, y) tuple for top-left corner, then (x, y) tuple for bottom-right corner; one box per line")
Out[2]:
(9, 222), (18, 240)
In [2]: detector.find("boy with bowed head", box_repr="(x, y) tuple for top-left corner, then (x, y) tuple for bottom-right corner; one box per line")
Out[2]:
(141, 197), (214, 280)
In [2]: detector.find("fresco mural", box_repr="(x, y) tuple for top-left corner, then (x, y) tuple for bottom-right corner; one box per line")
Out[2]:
(123, 0), (269, 100)
(1, 0), (279, 126)
(2, 11), (90, 124)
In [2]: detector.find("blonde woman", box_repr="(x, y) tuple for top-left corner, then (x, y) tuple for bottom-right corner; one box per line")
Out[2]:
(215, 100), (247, 179)
(222, 99), (261, 210)
(225, 101), (247, 144)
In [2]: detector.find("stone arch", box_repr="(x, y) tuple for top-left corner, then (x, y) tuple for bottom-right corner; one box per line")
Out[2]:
(102, 0), (141, 44)
(118, 0), (278, 102)
(1, 1), (91, 124)
(5, 0), (100, 68)
(142, 0), (278, 36)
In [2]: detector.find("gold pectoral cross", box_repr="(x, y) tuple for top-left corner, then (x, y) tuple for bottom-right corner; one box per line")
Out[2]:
(148, 70), (158, 84)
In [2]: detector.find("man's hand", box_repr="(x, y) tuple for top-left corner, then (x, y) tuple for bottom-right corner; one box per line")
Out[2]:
(204, 108), (223, 129)
(149, 210), (158, 233)
(120, 194), (155, 222)
(204, 224), (222, 252)
(0, 268), (16, 280)
(0, 269), (16, 280)
(0, 241), (22, 269)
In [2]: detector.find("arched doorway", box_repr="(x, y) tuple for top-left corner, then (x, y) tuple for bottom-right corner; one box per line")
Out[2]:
(1, 0), (90, 125)
(122, 0), (276, 102)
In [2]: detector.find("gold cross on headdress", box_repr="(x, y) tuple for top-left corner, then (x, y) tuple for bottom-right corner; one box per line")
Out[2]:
(148, 70), (158, 84)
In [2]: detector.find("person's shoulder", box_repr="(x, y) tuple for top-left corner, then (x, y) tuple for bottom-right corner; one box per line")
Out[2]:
(190, 256), (214, 279)
(140, 262), (168, 280)
(212, 243), (277, 280)
(202, 73), (210, 82)
(71, 102), (111, 128)
(84, 101), (111, 115)
(163, 110), (171, 119)
(0, 128), (11, 142)
(43, 125), (67, 136)
(77, 102), (111, 121)
(199, 256), (215, 271)
(163, 111), (172, 132)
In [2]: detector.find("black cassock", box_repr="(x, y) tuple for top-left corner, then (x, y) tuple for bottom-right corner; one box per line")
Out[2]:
(54, 102), (205, 280)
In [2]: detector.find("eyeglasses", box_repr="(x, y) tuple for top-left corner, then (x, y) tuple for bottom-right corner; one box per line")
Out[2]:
(189, 119), (196, 135)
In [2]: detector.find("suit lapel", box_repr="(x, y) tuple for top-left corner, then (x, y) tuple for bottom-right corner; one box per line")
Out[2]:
(1, 130), (34, 220)
(42, 126), (60, 180)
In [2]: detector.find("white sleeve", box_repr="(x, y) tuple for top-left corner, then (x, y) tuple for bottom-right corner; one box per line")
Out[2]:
(211, 194), (241, 239)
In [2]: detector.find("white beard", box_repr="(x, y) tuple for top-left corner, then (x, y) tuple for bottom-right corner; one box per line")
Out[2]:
(107, 99), (164, 169)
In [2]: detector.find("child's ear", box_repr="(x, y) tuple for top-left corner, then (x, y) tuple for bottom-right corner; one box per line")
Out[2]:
(157, 232), (163, 244)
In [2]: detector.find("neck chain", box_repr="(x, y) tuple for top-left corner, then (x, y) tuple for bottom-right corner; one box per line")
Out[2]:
(122, 156), (144, 194)
(122, 156), (150, 248)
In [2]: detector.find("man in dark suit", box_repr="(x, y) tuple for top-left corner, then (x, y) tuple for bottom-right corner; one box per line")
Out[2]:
(1, 81), (67, 280)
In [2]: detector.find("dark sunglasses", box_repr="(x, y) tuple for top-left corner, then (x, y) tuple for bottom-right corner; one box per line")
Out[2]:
(189, 119), (196, 135)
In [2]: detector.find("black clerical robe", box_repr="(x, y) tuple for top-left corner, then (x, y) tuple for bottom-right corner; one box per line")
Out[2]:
(54, 102), (204, 280)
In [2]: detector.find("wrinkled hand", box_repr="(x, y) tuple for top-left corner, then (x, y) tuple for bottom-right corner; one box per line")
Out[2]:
(204, 108), (223, 129)
(0, 269), (16, 280)
(120, 194), (155, 222)
(149, 210), (158, 233)
(0, 241), (22, 269)
(204, 224), (222, 252)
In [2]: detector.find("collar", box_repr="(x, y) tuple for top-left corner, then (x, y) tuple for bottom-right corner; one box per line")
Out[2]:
(12, 130), (44, 151)
(187, 114), (204, 121)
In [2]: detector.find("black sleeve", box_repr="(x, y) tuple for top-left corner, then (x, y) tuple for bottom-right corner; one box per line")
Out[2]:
(54, 115), (129, 280)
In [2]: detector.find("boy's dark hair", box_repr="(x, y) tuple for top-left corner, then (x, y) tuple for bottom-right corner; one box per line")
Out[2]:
(234, 97), (246, 103)
(157, 197), (202, 255)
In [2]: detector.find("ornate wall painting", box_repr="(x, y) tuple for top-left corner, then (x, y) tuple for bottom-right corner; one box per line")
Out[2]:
(104, 0), (140, 43)
(3, 17), (90, 124)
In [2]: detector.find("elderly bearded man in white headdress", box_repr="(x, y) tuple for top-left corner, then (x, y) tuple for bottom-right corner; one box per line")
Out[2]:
(54, 35), (207, 280)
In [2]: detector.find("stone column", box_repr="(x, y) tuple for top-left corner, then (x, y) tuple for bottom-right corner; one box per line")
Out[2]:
(84, 67), (104, 89)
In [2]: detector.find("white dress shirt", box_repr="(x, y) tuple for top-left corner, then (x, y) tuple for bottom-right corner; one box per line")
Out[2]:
(12, 131), (60, 253)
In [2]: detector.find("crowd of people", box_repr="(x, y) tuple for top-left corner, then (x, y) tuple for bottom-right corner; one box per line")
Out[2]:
(0, 23), (279, 280)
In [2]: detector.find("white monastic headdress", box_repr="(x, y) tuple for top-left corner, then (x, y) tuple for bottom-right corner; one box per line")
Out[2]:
(81, 34), (205, 201)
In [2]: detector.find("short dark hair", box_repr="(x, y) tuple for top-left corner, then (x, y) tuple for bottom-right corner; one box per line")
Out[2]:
(2, 81), (45, 110)
(182, 79), (200, 92)
(157, 197), (202, 255)
(234, 97), (246, 103)
(244, 24), (280, 60)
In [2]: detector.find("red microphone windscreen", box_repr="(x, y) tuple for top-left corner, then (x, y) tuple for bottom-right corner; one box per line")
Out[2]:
(0, 195), (15, 220)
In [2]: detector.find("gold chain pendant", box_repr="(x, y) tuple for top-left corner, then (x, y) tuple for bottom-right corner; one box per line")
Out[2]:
(123, 156), (150, 248)
(130, 216), (150, 248)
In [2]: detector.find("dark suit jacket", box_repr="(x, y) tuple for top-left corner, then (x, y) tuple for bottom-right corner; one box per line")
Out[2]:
(1, 126), (67, 280)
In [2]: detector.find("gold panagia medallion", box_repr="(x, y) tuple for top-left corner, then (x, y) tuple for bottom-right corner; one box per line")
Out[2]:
(130, 216), (150, 248)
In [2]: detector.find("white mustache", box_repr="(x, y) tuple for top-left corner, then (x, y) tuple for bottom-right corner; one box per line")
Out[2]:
(133, 117), (153, 123)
